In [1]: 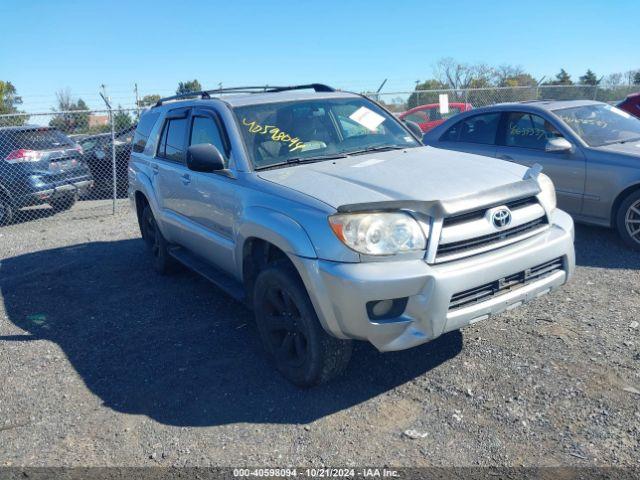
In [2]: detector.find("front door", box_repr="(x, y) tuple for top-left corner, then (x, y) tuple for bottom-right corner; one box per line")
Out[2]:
(495, 111), (586, 215)
(183, 108), (238, 274)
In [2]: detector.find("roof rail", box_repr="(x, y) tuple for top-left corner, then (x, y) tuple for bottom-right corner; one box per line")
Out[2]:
(154, 83), (335, 107)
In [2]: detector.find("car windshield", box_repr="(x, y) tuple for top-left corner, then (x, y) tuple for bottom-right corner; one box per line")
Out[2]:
(232, 97), (419, 169)
(553, 104), (640, 147)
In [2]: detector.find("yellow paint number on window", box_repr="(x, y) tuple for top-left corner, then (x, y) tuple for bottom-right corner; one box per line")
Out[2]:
(242, 118), (306, 152)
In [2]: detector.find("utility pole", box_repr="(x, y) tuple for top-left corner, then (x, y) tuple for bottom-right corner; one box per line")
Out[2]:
(99, 87), (117, 215)
(134, 83), (141, 117)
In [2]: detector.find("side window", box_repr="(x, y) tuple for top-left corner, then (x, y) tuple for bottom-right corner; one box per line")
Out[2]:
(190, 116), (227, 163)
(404, 112), (428, 123)
(505, 112), (563, 150)
(132, 111), (160, 153)
(441, 113), (500, 145)
(158, 117), (188, 163)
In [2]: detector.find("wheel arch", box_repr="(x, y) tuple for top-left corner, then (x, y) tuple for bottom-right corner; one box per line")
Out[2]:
(236, 207), (317, 299)
(611, 182), (640, 225)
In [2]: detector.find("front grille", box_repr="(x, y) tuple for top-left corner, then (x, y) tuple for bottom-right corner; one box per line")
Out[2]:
(443, 196), (539, 227)
(449, 257), (564, 311)
(437, 217), (547, 258)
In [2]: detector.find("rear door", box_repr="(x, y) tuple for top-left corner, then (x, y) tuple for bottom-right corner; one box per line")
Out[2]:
(152, 108), (193, 241)
(434, 112), (501, 157)
(495, 111), (586, 214)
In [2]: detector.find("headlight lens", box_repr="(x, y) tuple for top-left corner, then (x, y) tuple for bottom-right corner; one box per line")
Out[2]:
(538, 173), (557, 212)
(329, 212), (427, 255)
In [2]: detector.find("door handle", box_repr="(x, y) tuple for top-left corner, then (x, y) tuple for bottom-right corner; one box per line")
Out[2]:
(181, 173), (191, 185)
(498, 155), (513, 161)
(151, 164), (159, 175)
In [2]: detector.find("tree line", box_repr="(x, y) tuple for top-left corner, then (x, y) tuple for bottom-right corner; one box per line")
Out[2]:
(2, 68), (640, 130)
(404, 58), (640, 109)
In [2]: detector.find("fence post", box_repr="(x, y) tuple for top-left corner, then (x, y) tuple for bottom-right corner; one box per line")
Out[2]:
(99, 90), (117, 215)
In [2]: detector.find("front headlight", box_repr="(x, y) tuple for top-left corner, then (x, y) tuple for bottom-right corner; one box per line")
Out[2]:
(328, 212), (427, 255)
(538, 173), (557, 212)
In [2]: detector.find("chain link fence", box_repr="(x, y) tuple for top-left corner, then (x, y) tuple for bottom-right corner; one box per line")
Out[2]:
(0, 107), (138, 226)
(1, 84), (638, 228)
(368, 84), (639, 114)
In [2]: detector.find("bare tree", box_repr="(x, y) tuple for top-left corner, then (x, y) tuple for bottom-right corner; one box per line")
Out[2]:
(433, 57), (494, 89)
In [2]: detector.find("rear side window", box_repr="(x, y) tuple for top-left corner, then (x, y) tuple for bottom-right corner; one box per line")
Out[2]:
(1, 128), (73, 155)
(158, 118), (188, 163)
(132, 111), (160, 153)
(441, 113), (500, 145)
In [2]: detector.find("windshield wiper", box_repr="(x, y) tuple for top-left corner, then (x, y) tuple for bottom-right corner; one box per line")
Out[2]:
(345, 145), (408, 156)
(602, 136), (640, 146)
(254, 153), (348, 171)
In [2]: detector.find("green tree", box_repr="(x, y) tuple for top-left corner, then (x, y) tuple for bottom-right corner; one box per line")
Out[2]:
(49, 89), (90, 133)
(113, 107), (133, 131)
(176, 79), (202, 95)
(579, 69), (599, 86)
(634, 71), (640, 85)
(406, 79), (447, 109)
(0, 80), (27, 126)
(548, 69), (573, 85)
(137, 94), (161, 107)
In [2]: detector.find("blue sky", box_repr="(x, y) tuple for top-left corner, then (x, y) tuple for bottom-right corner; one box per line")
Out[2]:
(0, 0), (637, 112)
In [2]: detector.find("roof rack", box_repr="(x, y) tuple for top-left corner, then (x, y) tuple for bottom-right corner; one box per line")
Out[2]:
(154, 83), (335, 107)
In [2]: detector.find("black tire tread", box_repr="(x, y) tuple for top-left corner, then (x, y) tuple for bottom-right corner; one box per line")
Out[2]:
(253, 262), (352, 387)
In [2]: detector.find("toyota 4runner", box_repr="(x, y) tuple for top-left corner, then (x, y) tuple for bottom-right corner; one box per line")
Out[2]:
(129, 84), (575, 387)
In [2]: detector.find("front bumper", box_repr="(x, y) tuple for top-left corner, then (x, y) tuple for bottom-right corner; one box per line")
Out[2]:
(294, 209), (575, 352)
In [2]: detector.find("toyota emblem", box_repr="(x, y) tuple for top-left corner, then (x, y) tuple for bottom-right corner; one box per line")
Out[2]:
(491, 208), (512, 229)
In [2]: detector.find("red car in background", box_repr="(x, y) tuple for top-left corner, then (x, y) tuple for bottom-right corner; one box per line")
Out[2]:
(399, 102), (473, 132)
(617, 92), (640, 118)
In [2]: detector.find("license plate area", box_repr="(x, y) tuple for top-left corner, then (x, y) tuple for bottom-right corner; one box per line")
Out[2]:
(49, 159), (77, 171)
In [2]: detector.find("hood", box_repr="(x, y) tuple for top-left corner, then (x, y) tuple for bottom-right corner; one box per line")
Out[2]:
(257, 146), (529, 208)
(594, 141), (640, 157)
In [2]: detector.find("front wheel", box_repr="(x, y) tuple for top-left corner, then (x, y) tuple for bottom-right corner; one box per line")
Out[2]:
(253, 264), (352, 387)
(616, 190), (640, 251)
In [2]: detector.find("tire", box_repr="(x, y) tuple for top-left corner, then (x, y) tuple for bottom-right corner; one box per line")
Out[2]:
(140, 205), (176, 274)
(49, 195), (77, 213)
(0, 195), (13, 226)
(615, 189), (640, 251)
(253, 263), (352, 387)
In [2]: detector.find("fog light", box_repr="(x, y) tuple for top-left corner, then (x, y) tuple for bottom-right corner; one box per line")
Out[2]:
(372, 299), (394, 317)
(366, 297), (409, 322)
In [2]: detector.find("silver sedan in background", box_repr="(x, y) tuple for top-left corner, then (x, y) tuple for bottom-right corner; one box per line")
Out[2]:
(422, 100), (640, 250)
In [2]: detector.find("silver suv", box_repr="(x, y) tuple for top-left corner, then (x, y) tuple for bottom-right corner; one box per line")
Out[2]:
(129, 84), (575, 387)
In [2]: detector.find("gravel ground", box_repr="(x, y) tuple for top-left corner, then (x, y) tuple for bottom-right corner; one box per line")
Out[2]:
(0, 200), (639, 468)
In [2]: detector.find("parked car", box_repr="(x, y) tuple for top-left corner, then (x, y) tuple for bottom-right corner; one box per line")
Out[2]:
(129, 84), (574, 386)
(78, 125), (135, 194)
(399, 102), (473, 132)
(423, 100), (640, 250)
(617, 92), (640, 119)
(0, 125), (93, 225)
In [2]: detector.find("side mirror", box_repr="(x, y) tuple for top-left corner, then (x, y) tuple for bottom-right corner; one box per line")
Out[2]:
(545, 137), (572, 153)
(402, 120), (424, 140)
(186, 143), (225, 172)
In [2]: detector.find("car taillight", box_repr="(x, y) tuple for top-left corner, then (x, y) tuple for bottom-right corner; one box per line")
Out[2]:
(5, 149), (44, 164)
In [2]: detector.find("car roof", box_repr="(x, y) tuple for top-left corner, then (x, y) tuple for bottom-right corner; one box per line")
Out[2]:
(151, 90), (362, 112)
(0, 124), (55, 132)
(490, 99), (602, 112)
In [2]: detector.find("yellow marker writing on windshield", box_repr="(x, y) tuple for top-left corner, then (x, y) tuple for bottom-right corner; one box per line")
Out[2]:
(242, 118), (305, 152)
